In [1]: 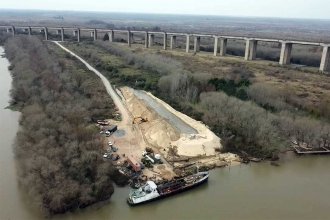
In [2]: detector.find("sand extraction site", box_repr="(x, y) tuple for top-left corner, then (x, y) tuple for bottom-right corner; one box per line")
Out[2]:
(56, 42), (240, 182)
(119, 87), (240, 170)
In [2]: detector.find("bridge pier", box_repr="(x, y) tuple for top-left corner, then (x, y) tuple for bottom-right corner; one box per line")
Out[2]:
(44, 27), (48, 40)
(145, 31), (149, 48)
(11, 26), (15, 36)
(220, 38), (228, 56)
(163, 32), (167, 50)
(245, 39), (258, 60)
(93, 29), (97, 41)
(186, 35), (190, 53)
(77, 29), (80, 42)
(148, 34), (155, 47)
(6, 26), (15, 36)
(279, 41), (292, 65)
(320, 45), (330, 73)
(170, 36), (177, 50)
(127, 31), (132, 47)
(108, 30), (114, 42)
(28, 27), (32, 36)
(61, 28), (64, 42)
(214, 36), (219, 56)
(194, 36), (201, 52)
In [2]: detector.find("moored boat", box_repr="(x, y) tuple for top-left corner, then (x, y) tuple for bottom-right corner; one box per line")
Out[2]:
(127, 171), (209, 205)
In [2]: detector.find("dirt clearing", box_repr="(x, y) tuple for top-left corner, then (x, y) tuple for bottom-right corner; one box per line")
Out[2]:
(119, 87), (239, 168)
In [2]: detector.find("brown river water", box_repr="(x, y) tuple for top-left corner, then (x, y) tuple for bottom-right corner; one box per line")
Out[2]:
(1, 46), (330, 220)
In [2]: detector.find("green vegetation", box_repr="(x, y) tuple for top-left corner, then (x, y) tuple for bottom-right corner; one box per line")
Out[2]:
(208, 77), (251, 100)
(64, 41), (330, 158)
(5, 36), (127, 215)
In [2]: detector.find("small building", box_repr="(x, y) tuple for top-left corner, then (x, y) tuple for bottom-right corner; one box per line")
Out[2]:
(128, 156), (141, 172)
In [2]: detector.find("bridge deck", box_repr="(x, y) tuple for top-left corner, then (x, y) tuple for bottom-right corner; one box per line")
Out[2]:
(1, 25), (329, 46)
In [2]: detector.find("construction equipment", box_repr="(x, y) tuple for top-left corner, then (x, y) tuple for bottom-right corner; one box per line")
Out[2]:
(133, 116), (148, 125)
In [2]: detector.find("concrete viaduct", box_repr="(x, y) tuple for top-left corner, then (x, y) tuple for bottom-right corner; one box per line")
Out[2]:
(1, 25), (329, 72)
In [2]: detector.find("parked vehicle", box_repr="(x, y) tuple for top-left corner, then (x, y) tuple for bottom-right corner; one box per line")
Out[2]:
(107, 125), (118, 133)
(110, 153), (120, 161)
(108, 145), (118, 152)
(103, 153), (120, 161)
(103, 153), (110, 159)
(97, 120), (110, 126)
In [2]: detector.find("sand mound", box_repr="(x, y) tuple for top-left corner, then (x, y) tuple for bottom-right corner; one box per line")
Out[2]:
(120, 87), (180, 150)
(145, 91), (222, 157)
(120, 87), (222, 158)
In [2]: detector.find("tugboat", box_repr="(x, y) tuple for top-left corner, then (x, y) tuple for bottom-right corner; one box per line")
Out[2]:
(127, 171), (209, 205)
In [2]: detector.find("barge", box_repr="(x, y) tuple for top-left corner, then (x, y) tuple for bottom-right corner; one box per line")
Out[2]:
(127, 171), (209, 205)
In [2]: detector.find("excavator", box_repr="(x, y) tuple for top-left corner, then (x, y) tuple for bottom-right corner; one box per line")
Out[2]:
(132, 116), (148, 125)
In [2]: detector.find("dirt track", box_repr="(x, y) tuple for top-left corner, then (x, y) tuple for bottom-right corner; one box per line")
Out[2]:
(54, 41), (130, 126)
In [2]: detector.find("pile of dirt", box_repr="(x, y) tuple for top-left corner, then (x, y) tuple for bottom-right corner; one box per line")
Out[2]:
(142, 90), (222, 157)
(120, 87), (223, 158)
(120, 87), (180, 150)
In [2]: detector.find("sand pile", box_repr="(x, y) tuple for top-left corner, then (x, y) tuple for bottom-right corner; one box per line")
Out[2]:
(147, 92), (222, 157)
(120, 87), (223, 158)
(120, 87), (180, 150)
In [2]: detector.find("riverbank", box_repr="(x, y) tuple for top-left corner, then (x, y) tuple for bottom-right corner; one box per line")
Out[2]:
(0, 46), (45, 220)
(3, 36), (124, 215)
(2, 39), (330, 219)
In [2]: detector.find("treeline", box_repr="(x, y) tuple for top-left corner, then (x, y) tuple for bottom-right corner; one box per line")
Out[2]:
(65, 41), (330, 158)
(5, 36), (124, 215)
(200, 92), (330, 155)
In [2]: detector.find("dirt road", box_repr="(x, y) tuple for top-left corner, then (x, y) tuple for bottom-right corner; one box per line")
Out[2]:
(54, 41), (142, 156)
(54, 41), (131, 126)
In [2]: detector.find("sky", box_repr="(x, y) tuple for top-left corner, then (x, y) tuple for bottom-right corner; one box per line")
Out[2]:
(0, 0), (329, 20)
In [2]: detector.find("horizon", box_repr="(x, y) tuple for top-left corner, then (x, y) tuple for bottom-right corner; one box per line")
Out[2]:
(0, 0), (329, 20)
(1, 8), (330, 22)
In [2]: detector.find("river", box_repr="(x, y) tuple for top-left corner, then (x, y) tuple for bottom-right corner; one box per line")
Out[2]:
(0, 46), (329, 220)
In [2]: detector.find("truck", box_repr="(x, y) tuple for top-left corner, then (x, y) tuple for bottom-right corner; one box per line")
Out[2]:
(107, 125), (117, 133)
(103, 125), (118, 137)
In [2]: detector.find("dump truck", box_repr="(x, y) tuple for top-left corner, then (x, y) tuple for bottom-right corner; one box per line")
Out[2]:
(107, 125), (118, 133)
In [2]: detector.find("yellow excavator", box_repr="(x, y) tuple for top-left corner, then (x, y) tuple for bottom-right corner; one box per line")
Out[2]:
(132, 116), (148, 124)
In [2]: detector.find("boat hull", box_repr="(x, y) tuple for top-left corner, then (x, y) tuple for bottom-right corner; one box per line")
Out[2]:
(127, 172), (209, 206)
